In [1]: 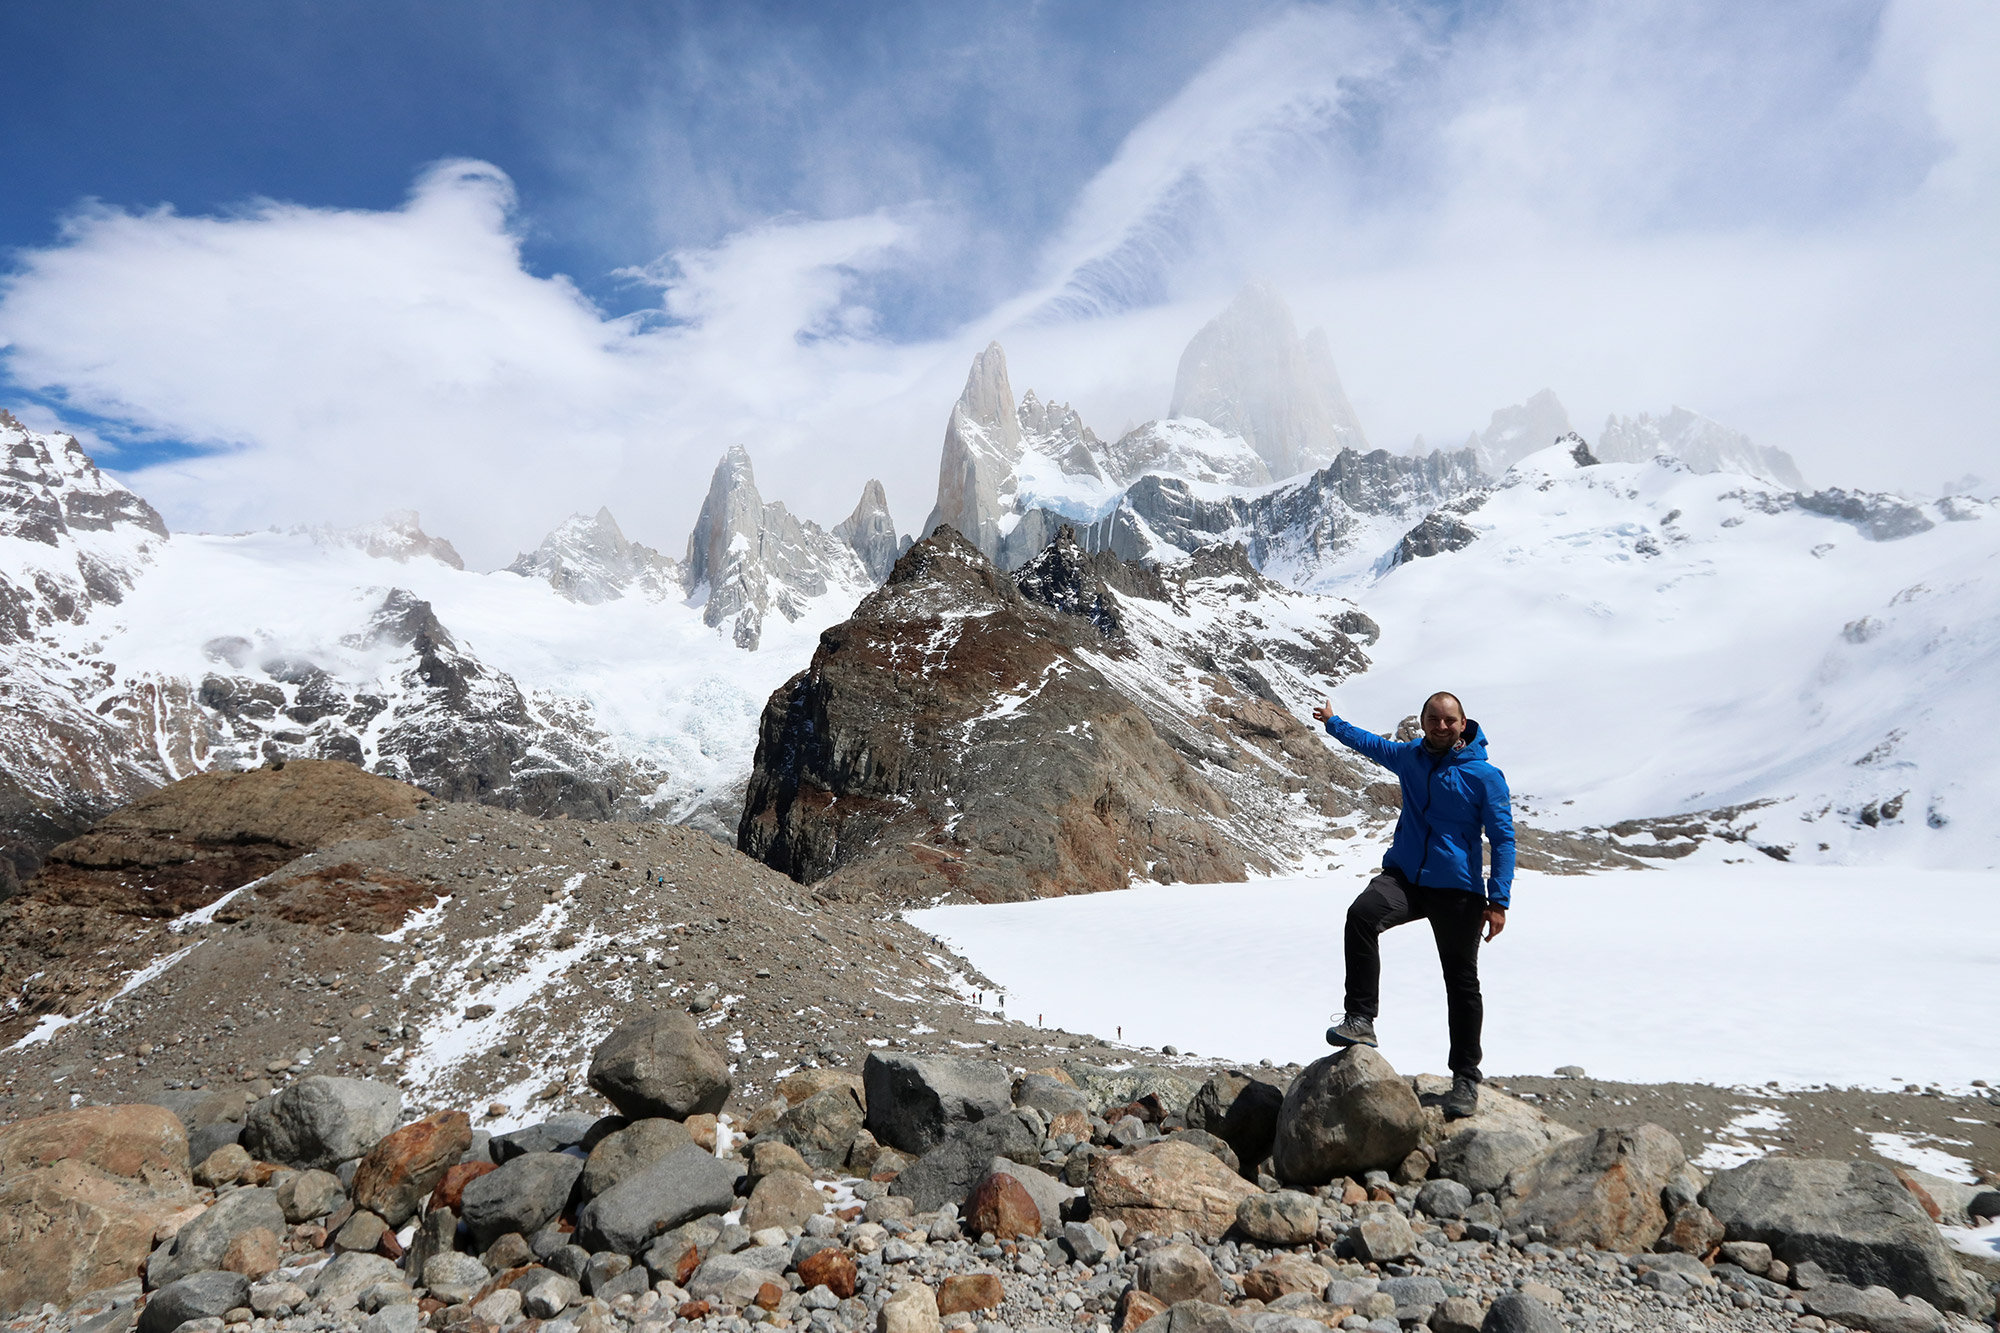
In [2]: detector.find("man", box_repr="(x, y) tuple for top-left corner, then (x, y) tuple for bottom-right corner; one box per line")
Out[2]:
(1310, 690), (1514, 1118)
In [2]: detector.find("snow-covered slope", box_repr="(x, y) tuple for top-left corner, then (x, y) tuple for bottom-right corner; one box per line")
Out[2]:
(0, 420), (880, 869)
(1326, 444), (1999, 867)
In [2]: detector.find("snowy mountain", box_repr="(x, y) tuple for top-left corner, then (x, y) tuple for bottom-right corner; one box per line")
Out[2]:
(505, 507), (682, 604)
(0, 421), (893, 875)
(1331, 442), (1998, 866)
(686, 445), (882, 649)
(308, 509), (466, 569)
(1597, 406), (1806, 489)
(1168, 280), (1370, 476)
(1466, 389), (1575, 476)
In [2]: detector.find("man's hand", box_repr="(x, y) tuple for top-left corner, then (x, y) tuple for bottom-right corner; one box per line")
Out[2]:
(1311, 700), (1333, 722)
(1483, 908), (1507, 942)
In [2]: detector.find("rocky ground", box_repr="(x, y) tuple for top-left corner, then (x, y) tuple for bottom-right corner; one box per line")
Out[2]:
(3, 1033), (1995, 1333)
(4, 764), (1998, 1333)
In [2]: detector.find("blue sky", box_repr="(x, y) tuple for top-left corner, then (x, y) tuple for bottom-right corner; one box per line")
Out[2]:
(2, 1), (1994, 566)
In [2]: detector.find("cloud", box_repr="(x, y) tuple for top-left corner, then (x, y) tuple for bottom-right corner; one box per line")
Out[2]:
(0, 161), (962, 566)
(1, 0), (1994, 571)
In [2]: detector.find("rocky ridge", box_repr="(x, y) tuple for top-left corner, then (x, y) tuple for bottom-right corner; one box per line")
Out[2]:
(737, 527), (1385, 903)
(738, 524), (1640, 904)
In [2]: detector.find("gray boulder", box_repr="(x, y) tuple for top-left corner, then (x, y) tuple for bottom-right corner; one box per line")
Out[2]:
(1415, 1178), (1473, 1220)
(137, 1271), (250, 1333)
(1235, 1191), (1318, 1246)
(147, 1187), (286, 1287)
(1184, 1071), (1285, 1176)
(1014, 1074), (1090, 1121)
(241, 1077), (402, 1170)
(863, 1052), (1012, 1156)
(1418, 1074), (1578, 1196)
(276, 1169), (344, 1224)
(573, 1143), (742, 1255)
(1480, 1290), (1562, 1333)
(1139, 1242), (1222, 1305)
(1499, 1123), (1684, 1253)
(685, 1246), (790, 1305)
(490, 1113), (598, 1162)
(1801, 1283), (1946, 1333)
(308, 1252), (399, 1314)
(1702, 1158), (1980, 1314)
(1379, 1275), (1445, 1322)
(888, 1112), (1039, 1213)
(1160, 1299), (1250, 1333)
(770, 1087), (866, 1171)
(420, 1253), (488, 1304)
(460, 1151), (585, 1249)
(1270, 1047), (1425, 1186)
(586, 1011), (732, 1120)
(579, 1118), (694, 1200)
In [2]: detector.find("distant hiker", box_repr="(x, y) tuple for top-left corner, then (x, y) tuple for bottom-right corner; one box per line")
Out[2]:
(1311, 690), (1514, 1118)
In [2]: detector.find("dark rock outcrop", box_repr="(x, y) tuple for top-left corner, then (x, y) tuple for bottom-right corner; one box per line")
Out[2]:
(737, 527), (1278, 901)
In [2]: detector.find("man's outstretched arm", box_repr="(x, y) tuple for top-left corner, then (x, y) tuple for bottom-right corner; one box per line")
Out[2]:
(1309, 703), (1406, 769)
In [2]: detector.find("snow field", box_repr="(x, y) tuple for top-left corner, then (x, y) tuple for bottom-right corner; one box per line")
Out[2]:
(906, 858), (2000, 1092)
(1323, 451), (2000, 867)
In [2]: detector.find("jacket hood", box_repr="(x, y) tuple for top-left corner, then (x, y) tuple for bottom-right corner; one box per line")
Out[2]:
(1445, 719), (1490, 763)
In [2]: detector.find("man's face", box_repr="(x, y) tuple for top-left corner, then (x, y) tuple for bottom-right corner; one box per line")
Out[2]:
(1422, 698), (1466, 749)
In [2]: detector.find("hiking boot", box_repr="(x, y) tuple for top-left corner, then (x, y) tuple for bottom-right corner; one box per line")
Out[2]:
(1325, 1014), (1377, 1048)
(1444, 1073), (1480, 1119)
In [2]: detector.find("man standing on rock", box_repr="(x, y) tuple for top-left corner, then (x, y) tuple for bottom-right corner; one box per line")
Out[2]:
(1311, 691), (1514, 1119)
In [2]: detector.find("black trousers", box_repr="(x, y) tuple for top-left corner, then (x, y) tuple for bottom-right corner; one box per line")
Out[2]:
(1344, 871), (1486, 1080)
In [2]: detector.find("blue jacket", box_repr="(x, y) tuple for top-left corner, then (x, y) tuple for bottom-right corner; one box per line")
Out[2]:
(1323, 716), (1516, 909)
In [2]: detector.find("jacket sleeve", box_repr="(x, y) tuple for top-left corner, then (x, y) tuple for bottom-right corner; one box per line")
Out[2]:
(1480, 766), (1516, 909)
(1323, 715), (1405, 771)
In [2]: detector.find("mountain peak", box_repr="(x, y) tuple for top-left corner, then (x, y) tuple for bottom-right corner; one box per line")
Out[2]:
(833, 479), (905, 583)
(1168, 282), (1369, 477)
(1597, 407), (1805, 489)
(508, 505), (680, 605)
(923, 343), (1028, 561)
(1467, 389), (1574, 476)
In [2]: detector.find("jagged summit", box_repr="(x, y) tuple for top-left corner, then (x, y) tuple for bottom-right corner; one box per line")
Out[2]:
(1597, 407), (1805, 489)
(1468, 389), (1575, 476)
(0, 410), (166, 549)
(922, 342), (1027, 558)
(1168, 282), (1370, 478)
(686, 446), (873, 649)
(831, 478), (906, 583)
(507, 506), (680, 604)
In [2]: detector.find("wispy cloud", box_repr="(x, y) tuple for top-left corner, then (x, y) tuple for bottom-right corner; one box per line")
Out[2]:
(1, 0), (1993, 571)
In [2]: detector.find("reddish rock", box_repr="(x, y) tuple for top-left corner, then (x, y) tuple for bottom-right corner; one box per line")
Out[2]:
(429, 1160), (498, 1214)
(965, 1172), (1041, 1240)
(354, 1110), (474, 1226)
(1660, 1204), (1724, 1256)
(674, 1244), (702, 1287)
(937, 1274), (1004, 1315)
(1340, 1181), (1368, 1206)
(1238, 1253), (1327, 1303)
(678, 1302), (711, 1320)
(0, 1104), (197, 1314)
(797, 1247), (858, 1299)
(754, 1282), (785, 1311)
(1048, 1110), (1091, 1142)
(1117, 1290), (1166, 1331)
(1086, 1139), (1261, 1243)
(220, 1226), (282, 1279)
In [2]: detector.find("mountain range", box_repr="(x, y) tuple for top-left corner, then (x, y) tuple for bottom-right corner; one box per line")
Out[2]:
(2, 282), (1992, 899)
